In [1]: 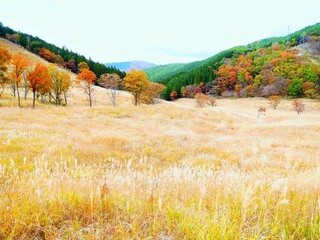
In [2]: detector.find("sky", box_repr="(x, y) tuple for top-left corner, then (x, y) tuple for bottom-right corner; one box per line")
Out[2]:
(1, 0), (319, 65)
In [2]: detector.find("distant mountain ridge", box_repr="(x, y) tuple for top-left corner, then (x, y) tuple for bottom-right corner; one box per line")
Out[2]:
(105, 61), (156, 72)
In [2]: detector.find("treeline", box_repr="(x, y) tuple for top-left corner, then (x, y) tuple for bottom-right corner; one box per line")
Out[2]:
(179, 42), (320, 100)
(157, 23), (320, 100)
(0, 47), (165, 108)
(0, 22), (126, 79)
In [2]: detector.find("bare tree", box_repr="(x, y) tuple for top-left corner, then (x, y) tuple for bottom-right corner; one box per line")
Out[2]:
(98, 73), (122, 107)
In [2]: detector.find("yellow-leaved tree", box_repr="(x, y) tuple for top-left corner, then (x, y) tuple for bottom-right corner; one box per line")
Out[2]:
(124, 69), (150, 106)
(48, 64), (72, 106)
(0, 48), (11, 97)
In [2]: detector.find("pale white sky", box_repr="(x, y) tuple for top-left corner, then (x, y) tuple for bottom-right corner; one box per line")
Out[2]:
(1, 0), (319, 64)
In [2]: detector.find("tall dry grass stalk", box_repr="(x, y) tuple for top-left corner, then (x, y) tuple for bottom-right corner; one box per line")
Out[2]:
(0, 97), (319, 238)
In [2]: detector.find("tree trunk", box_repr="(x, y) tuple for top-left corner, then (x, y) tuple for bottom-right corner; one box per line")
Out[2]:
(32, 91), (36, 108)
(24, 85), (28, 100)
(56, 93), (60, 106)
(12, 81), (16, 98)
(88, 85), (92, 107)
(64, 92), (67, 106)
(16, 82), (20, 107)
(134, 94), (138, 106)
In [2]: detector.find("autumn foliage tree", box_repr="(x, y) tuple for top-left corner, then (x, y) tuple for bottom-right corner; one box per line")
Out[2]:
(292, 100), (305, 115)
(98, 73), (122, 107)
(27, 64), (52, 108)
(141, 82), (166, 104)
(268, 95), (281, 109)
(124, 69), (150, 106)
(78, 62), (90, 72)
(64, 59), (77, 73)
(48, 64), (72, 106)
(11, 54), (31, 107)
(77, 69), (96, 107)
(170, 91), (178, 101)
(0, 48), (11, 97)
(38, 48), (63, 64)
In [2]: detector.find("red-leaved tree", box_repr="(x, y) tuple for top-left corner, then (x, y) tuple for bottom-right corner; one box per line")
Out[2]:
(27, 64), (52, 108)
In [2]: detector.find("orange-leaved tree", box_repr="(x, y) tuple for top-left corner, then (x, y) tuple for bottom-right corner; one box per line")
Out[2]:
(27, 64), (51, 108)
(170, 91), (178, 101)
(76, 69), (96, 107)
(0, 48), (12, 97)
(11, 54), (31, 107)
(124, 69), (150, 106)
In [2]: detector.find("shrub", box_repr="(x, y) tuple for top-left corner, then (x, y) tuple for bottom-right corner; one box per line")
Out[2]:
(245, 85), (255, 97)
(304, 89), (317, 99)
(195, 93), (209, 108)
(221, 91), (236, 98)
(257, 106), (266, 118)
(207, 96), (216, 107)
(292, 100), (305, 115)
(170, 91), (178, 101)
(287, 77), (303, 97)
(268, 95), (281, 109)
(303, 81), (315, 95)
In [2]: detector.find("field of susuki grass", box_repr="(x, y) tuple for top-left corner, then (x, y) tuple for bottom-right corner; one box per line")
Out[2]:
(0, 93), (320, 239)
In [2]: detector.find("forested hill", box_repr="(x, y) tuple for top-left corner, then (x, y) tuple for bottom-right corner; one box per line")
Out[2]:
(146, 23), (320, 100)
(105, 61), (156, 72)
(0, 22), (126, 78)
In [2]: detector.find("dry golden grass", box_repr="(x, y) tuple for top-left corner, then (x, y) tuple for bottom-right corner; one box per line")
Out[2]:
(1, 38), (320, 238)
(0, 38), (48, 66)
(0, 94), (320, 239)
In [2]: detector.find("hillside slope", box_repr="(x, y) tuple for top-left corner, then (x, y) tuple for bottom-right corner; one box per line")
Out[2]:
(0, 37), (132, 107)
(105, 61), (156, 72)
(146, 23), (320, 99)
(144, 61), (201, 82)
(0, 37), (48, 66)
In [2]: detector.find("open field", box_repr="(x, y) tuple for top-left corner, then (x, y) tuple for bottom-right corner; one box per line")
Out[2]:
(0, 95), (320, 239)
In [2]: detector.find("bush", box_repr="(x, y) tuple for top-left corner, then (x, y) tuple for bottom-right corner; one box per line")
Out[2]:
(287, 77), (303, 97)
(303, 82), (315, 95)
(207, 96), (216, 107)
(268, 95), (281, 109)
(221, 91), (236, 98)
(257, 106), (266, 118)
(292, 100), (305, 115)
(170, 91), (178, 101)
(304, 89), (317, 99)
(195, 93), (209, 108)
